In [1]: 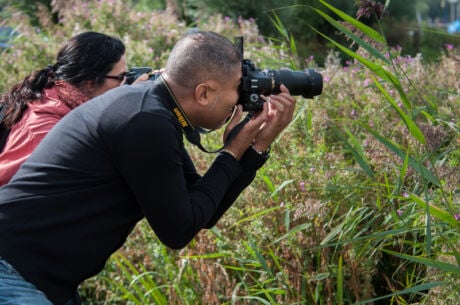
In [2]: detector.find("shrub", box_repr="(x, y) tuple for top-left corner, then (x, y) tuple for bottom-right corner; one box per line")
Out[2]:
(0, 1), (458, 304)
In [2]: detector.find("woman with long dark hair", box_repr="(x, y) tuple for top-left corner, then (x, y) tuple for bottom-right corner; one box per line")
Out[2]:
(0, 31), (127, 186)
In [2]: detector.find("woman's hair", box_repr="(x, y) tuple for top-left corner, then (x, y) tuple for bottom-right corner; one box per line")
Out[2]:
(0, 31), (125, 128)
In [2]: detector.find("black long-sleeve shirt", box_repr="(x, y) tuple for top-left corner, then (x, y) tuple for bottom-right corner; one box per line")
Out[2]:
(0, 80), (266, 305)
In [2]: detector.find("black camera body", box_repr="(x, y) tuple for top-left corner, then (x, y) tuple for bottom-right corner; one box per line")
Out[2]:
(125, 67), (161, 84)
(126, 37), (323, 111)
(239, 59), (323, 111)
(236, 37), (323, 111)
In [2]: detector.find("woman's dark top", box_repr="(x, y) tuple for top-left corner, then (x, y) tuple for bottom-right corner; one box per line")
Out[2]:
(0, 80), (266, 305)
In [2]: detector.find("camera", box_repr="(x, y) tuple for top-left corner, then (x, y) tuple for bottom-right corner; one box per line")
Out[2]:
(235, 37), (323, 111)
(125, 67), (161, 84)
(126, 36), (323, 111)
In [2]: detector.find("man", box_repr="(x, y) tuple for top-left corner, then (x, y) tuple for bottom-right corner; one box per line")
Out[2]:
(0, 31), (296, 305)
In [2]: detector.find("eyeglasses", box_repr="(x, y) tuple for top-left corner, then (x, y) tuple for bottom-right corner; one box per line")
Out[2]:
(104, 72), (128, 82)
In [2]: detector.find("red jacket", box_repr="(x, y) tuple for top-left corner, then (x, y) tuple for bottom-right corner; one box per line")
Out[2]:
(0, 82), (87, 186)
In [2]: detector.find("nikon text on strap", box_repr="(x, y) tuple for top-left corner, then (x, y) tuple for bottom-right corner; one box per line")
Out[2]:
(158, 75), (250, 154)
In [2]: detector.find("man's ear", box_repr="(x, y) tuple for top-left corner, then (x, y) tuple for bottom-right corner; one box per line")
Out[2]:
(194, 83), (210, 106)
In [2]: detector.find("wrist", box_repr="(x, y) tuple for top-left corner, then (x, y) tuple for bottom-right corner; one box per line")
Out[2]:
(251, 143), (271, 158)
(221, 148), (239, 160)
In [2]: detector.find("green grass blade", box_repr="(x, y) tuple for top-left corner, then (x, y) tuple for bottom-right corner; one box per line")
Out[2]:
(354, 281), (446, 304)
(383, 249), (460, 273)
(318, 0), (386, 44)
(449, 242), (460, 266)
(247, 238), (272, 276)
(309, 25), (412, 111)
(183, 252), (228, 259)
(231, 206), (280, 228)
(232, 296), (273, 305)
(337, 256), (344, 305)
(409, 193), (459, 227)
(111, 255), (144, 304)
(270, 179), (294, 199)
(269, 12), (289, 41)
(316, 228), (418, 249)
(309, 27), (395, 85)
(272, 222), (313, 244)
(397, 150), (410, 194)
(365, 127), (440, 187)
(311, 7), (389, 64)
(371, 74), (425, 143)
(341, 126), (375, 178)
(258, 168), (277, 200)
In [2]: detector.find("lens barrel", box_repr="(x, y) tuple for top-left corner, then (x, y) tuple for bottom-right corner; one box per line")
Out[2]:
(267, 69), (323, 98)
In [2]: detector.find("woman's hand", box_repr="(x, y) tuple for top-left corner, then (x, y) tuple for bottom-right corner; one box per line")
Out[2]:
(132, 73), (150, 83)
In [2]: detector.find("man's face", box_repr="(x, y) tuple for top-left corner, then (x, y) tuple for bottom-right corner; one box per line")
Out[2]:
(199, 67), (242, 130)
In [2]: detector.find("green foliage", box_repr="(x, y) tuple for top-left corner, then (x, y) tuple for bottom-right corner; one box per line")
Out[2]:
(130, 0), (165, 11)
(0, 0), (55, 26)
(0, 0), (459, 304)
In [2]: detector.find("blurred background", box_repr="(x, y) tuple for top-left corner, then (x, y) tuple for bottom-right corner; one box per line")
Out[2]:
(1, 0), (460, 65)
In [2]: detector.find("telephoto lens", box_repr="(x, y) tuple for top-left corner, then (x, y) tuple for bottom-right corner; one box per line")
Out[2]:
(238, 59), (323, 111)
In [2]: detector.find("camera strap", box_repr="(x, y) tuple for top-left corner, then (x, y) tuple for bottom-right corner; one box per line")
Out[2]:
(159, 75), (228, 154)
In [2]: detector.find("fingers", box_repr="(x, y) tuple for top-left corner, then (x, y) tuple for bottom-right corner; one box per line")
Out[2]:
(222, 85), (295, 159)
(222, 104), (269, 159)
(248, 102), (269, 127)
(252, 84), (296, 148)
(267, 85), (295, 120)
(152, 68), (165, 74)
(132, 73), (150, 84)
(279, 84), (290, 93)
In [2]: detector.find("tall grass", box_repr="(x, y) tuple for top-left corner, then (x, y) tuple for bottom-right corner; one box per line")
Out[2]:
(0, 0), (458, 304)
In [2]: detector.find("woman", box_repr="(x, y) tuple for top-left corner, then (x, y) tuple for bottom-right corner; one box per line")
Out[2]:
(0, 31), (128, 186)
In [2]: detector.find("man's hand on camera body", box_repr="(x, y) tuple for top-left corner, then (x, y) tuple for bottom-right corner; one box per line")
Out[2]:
(223, 103), (269, 160)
